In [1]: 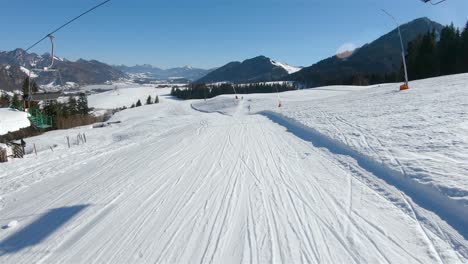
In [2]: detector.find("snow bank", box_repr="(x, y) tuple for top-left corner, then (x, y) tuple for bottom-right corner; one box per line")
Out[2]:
(0, 108), (30, 135)
(272, 74), (468, 207)
(261, 110), (468, 238)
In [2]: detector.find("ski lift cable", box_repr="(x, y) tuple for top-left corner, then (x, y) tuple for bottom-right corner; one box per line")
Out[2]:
(421, 0), (448, 5)
(24, 0), (111, 108)
(25, 0), (112, 53)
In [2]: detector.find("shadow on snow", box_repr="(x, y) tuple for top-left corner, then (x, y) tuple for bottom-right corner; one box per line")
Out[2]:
(0, 205), (89, 255)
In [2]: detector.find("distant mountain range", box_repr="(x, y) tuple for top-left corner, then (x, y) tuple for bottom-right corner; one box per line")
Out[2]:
(196, 56), (301, 84)
(0, 49), (126, 91)
(114, 64), (214, 81)
(0, 17), (447, 92)
(289, 17), (444, 86)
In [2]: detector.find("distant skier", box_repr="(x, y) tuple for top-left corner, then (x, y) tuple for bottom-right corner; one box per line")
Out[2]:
(248, 105), (251, 113)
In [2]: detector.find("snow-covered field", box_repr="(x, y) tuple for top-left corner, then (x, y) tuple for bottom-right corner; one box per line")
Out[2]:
(0, 74), (467, 263)
(0, 108), (30, 135)
(81, 81), (143, 92)
(88, 86), (172, 110)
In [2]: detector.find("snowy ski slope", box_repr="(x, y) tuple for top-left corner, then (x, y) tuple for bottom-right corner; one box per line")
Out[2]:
(0, 74), (467, 263)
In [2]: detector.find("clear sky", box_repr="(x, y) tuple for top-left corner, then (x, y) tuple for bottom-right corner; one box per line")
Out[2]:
(1, 0), (467, 69)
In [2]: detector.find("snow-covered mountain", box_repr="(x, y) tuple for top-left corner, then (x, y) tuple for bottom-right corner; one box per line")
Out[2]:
(114, 64), (213, 81)
(196, 55), (302, 84)
(270, 59), (301, 74)
(0, 49), (126, 91)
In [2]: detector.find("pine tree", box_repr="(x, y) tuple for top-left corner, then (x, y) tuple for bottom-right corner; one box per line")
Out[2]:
(22, 78), (30, 101)
(11, 94), (21, 110)
(32, 81), (39, 93)
(77, 93), (89, 115)
(155, 95), (159, 104)
(21, 78), (39, 101)
(419, 31), (438, 78)
(407, 31), (438, 79)
(438, 24), (460, 75)
(146, 95), (153, 105)
(68, 96), (78, 115)
(136, 99), (142, 107)
(0, 93), (10, 108)
(460, 21), (468, 72)
(130, 103), (135, 108)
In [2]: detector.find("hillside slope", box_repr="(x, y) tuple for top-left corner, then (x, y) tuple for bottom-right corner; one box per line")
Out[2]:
(289, 17), (444, 86)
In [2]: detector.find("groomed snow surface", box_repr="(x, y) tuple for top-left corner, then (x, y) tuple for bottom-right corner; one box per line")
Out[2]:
(0, 74), (467, 263)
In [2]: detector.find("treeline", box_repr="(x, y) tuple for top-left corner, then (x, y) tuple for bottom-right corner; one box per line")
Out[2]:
(348, 22), (468, 86)
(1, 78), (45, 109)
(129, 95), (160, 108)
(0, 91), (97, 140)
(0, 93), (18, 108)
(43, 94), (89, 118)
(406, 22), (468, 80)
(171, 83), (297, 100)
(344, 73), (400, 86)
(42, 93), (98, 130)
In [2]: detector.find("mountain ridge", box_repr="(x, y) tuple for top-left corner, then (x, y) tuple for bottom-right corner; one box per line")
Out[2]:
(0, 49), (126, 91)
(196, 55), (301, 84)
(114, 64), (214, 81)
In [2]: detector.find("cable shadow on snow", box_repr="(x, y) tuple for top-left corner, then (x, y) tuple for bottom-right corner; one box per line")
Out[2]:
(0, 205), (89, 255)
(260, 111), (468, 240)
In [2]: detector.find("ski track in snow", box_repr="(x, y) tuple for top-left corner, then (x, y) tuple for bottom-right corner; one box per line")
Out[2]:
(0, 84), (467, 263)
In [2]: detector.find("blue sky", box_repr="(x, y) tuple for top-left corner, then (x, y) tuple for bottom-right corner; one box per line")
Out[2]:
(1, 0), (466, 69)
